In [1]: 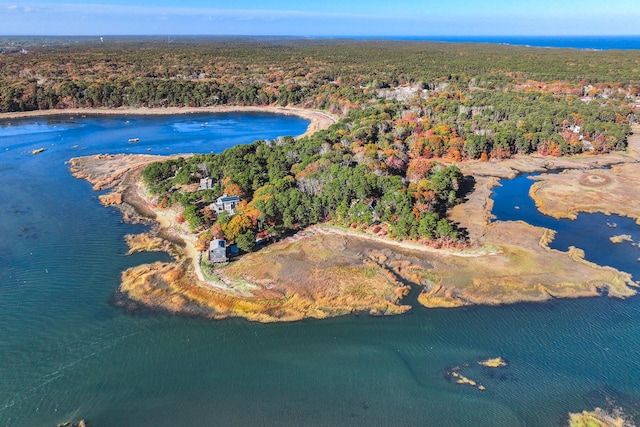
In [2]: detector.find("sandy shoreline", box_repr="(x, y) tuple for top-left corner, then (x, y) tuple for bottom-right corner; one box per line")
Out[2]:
(0, 105), (337, 139)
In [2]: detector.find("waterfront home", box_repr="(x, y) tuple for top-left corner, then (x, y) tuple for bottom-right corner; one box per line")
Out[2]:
(208, 239), (228, 263)
(211, 194), (240, 215)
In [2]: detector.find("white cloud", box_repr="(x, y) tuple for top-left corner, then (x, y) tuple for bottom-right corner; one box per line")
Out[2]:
(0, 2), (391, 20)
(2, 4), (37, 12)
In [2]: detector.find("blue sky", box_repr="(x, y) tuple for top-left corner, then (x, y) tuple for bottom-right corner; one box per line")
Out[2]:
(1, 0), (638, 36)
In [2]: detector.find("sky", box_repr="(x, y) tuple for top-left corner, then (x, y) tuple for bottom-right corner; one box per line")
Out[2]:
(1, 0), (638, 37)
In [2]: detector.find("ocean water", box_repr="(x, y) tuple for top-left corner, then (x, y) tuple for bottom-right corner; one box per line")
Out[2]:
(363, 35), (640, 50)
(1, 115), (640, 426)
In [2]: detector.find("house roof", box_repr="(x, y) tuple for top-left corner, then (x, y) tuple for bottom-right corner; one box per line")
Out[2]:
(217, 195), (240, 203)
(209, 239), (228, 260)
(209, 239), (226, 250)
(199, 177), (214, 189)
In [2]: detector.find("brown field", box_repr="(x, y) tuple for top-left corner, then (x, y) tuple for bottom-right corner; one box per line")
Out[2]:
(117, 231), (414, 322)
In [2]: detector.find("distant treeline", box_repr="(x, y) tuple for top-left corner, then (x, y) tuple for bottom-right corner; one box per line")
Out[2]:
(1, 38), (637, 156)
(1, 38), (639, 112)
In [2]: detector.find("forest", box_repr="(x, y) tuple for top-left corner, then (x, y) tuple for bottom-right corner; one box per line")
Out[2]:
(141, 103), (464, 250)
(2, 37), (639, 248)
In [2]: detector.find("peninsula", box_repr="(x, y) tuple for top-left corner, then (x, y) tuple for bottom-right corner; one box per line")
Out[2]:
(3, 37), (638, 321)
(68, 120), (639, 321)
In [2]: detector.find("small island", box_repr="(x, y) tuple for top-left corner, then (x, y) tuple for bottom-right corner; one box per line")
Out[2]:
(478, 357), (508, 368)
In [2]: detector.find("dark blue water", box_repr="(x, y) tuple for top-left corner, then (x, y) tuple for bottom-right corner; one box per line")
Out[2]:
(351, 35), (640, 50)
(491, 174), (640, 279)
(1, 115), (640, 426)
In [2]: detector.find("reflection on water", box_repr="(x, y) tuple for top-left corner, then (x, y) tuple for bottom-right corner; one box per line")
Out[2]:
(0, 122), (74, 137)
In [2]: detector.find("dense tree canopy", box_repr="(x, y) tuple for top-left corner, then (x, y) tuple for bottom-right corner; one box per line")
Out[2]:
(141, 104), (466, 244)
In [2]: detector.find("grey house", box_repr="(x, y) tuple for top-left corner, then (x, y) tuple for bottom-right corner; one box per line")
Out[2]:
(211, 194), (240, 215)
(208, 239), (228, 263)
(199, 178), (214, 190)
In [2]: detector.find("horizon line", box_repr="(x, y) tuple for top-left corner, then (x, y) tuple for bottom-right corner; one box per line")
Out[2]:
(1, 34), (640, 38)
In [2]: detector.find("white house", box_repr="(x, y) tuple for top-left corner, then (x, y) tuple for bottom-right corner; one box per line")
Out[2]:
(211, 194), (240, 215)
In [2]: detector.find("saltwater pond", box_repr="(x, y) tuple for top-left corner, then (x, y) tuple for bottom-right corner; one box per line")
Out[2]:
(1, 114), (639, 426)
(492, 174), (640, 279)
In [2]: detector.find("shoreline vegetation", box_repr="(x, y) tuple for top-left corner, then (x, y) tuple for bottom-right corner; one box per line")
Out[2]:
(66, 107), (640, 322)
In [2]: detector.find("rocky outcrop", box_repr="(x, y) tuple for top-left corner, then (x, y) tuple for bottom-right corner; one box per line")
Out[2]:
(56, 420), (87, 427)
(125, 233), (176, 255)
(568, 408), (631, 427)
